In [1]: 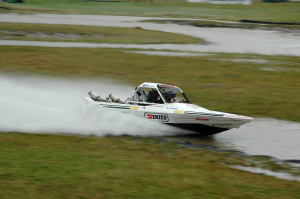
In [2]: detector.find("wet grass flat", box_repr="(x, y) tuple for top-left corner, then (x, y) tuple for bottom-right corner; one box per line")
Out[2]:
(1, 0), (300, 23)
(0, 46), (299, 122)
(0, 22), (200, 44)
(0, 133), (299, 199)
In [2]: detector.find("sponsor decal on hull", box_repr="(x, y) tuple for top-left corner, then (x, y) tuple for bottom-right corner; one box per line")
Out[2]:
(224, 114), (251, 119)
(173, 110), (184, 114)
(144, 113), (169, 122)
(130, 106), (139, 111)
(187, 104), (200, 109)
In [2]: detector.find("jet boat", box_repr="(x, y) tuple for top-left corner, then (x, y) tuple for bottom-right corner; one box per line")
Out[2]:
(84, 82), (252, 135)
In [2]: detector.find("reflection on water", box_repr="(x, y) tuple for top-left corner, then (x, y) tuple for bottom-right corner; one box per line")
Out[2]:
(166, 118), (300, 160)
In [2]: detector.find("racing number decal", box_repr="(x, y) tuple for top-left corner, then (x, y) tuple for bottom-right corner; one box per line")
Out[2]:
(144, 113), (169, 122)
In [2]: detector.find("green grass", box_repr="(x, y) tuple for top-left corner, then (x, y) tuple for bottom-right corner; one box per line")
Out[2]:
(1, 0), (300, 23)
(0, 133), (299, 199)
(0, 46), (299, 122)
(0, 22), (200, 44)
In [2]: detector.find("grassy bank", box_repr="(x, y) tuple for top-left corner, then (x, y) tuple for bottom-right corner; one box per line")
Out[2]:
(0, 133), (299, 199)
(0, 46), (299, 122)
(0, 22), (200, 44)
(1, 0), (299, 23)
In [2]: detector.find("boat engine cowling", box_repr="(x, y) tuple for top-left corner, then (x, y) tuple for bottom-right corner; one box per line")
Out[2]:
(88, 91), (110, 102)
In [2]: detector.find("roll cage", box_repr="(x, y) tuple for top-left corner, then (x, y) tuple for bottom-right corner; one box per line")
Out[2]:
(129, 82), (191, 105)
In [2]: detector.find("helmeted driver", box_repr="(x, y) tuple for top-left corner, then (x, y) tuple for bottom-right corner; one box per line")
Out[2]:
(147, 89), (163, 103)
(163, 91), (176, 103)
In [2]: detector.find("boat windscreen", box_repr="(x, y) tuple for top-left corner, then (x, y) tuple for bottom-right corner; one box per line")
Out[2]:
(158, 85), (190, 103)
(130, 87), (164, 104)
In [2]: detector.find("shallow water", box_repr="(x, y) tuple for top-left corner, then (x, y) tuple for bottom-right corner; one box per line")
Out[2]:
(166, 118), (300, 160)
(228, 165), (300, 182)
(0, 14), (299, 56)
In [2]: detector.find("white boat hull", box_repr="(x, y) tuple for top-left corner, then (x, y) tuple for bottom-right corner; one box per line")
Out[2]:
(83, 97), (252, 135)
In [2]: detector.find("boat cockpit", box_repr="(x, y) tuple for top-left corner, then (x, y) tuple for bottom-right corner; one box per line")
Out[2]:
(129, 83), (190, 105)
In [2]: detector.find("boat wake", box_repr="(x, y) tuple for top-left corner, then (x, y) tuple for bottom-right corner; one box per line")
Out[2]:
(0, 73), (182, 137)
